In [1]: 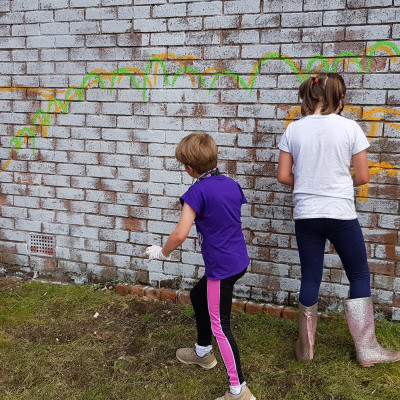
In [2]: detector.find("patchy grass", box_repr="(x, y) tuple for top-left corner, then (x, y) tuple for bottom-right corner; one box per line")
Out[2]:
(1, 279), (400, 400)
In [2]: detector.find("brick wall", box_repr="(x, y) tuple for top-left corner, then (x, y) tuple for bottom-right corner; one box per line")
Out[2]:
(0, 0), (399, 318)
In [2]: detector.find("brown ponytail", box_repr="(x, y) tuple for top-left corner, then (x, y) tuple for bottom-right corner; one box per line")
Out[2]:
(299, 73), (346, 116)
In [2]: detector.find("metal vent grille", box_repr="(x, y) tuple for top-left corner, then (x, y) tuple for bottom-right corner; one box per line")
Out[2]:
(29, 234), (55, 256)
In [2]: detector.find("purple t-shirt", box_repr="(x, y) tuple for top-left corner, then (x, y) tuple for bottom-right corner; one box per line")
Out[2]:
(180, 175), (250, 280)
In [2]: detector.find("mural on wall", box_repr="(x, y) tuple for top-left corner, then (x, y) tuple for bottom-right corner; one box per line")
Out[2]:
(1, 40), (399, 202)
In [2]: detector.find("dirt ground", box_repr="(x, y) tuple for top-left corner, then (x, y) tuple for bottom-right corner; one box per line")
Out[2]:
(0, 277), (197, 381)
(2, 277), (400, 400)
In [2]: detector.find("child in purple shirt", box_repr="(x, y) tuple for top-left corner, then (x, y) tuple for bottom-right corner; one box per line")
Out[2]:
(145, 131), (255, 400)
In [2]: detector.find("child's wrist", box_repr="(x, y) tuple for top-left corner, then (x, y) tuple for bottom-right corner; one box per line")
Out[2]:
(161, 248), (170, 259)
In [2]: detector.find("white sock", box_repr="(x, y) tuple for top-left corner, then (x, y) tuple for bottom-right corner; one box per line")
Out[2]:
(230, 381), (247, 395)
(195, 343), (212, 357)
(230, 385), (241, 395)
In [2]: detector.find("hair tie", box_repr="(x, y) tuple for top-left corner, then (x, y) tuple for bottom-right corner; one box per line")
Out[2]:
(313, 77), (319, 84)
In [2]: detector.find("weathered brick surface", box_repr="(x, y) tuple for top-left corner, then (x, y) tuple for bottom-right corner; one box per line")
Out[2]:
(0, 1), (399, 319)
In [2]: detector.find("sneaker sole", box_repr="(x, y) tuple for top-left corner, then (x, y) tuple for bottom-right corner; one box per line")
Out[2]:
(176, 355), (217, 370)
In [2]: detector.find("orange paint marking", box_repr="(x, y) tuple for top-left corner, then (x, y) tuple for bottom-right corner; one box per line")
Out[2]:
(152, 51), (197, 86)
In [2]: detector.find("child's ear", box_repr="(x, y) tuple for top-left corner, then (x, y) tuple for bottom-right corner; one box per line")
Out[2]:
(185, 165), (199, 178)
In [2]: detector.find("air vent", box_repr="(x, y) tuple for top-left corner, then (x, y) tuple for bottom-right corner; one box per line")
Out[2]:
(29, 234), (55, 256)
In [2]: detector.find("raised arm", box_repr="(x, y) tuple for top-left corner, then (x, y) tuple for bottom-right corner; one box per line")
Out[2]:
(277, 150), (295, 187)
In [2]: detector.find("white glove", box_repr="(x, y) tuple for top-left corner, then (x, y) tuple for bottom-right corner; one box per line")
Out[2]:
(144, 245), (170, 260)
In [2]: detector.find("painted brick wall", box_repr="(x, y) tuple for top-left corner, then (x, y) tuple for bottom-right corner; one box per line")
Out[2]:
(0, 0), (399, 318)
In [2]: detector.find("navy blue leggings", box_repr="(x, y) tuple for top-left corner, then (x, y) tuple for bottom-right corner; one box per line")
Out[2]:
(295, 218), (371, 307)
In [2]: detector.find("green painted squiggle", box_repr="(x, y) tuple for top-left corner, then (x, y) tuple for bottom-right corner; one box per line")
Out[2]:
(65, 86), (85, 102)
(4, 40), (400, 166)
(171, 67), (207, 88)
(209, 70), (248, 92)
(305, 55), (331, 78)
(332, 51), (364, 73)
(80, 73), (107, 92)
(142, 58), (170, 101)
(110, 68), (141, 92)
(251, 53), (303, 88)
(366, 41), (400, 72)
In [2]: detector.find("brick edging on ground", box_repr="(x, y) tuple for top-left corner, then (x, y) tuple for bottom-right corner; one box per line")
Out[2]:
(115, 284), (335, 321)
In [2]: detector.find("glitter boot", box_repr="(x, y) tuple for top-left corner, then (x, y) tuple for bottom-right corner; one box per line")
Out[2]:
(344, 297), (400, 367)
(295, 302), (318, 363)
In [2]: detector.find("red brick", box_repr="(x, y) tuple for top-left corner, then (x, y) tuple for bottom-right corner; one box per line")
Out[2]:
(160, 288), (177, 303)
(245, 302), (263, 315)
(282, 307), (296, 319)
(232, 300), (245, 312)
(115, 284), (130, 296)
(0, 194), (8, 205)
(136, 270), (149, 285)
(384, 245), (398, 260)
(129, 285), (144, 297)
(144, 287), (160, 300)
(393, 294), (400, 308)
(369, 260), (396, 276)
(177, 292), (191, 305)
(264, 305), (282, 318)
(122, 218), (147, 231)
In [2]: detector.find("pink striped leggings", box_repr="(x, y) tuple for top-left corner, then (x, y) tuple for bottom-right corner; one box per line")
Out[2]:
(190, 268), (247, 386)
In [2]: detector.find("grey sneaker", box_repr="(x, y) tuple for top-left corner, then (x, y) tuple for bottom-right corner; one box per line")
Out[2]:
(176, 347), (217, 369)
(214, 386), (256, 400)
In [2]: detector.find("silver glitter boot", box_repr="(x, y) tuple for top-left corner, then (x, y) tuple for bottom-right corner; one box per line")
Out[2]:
(344, 297), (400, 367)
(295, 302), (318, 363)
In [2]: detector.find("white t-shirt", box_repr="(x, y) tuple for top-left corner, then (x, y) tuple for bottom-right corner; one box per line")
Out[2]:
(278, 114), (370, 220)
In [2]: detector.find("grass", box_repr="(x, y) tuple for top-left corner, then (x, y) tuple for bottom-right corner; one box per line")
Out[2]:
(1, 278), (400, 400)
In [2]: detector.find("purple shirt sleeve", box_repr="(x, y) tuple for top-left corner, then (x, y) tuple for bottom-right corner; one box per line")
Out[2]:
(180, 186), (203, 216)
(238, 184), (247, 205)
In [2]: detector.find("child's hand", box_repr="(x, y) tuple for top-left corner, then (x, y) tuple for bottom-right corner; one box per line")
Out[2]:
(144, 245), (171, 260)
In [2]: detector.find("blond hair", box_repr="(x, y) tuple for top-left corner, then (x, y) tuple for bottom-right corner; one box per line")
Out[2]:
(299, 73), (346, 116)
(175, 131), (218, 174)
